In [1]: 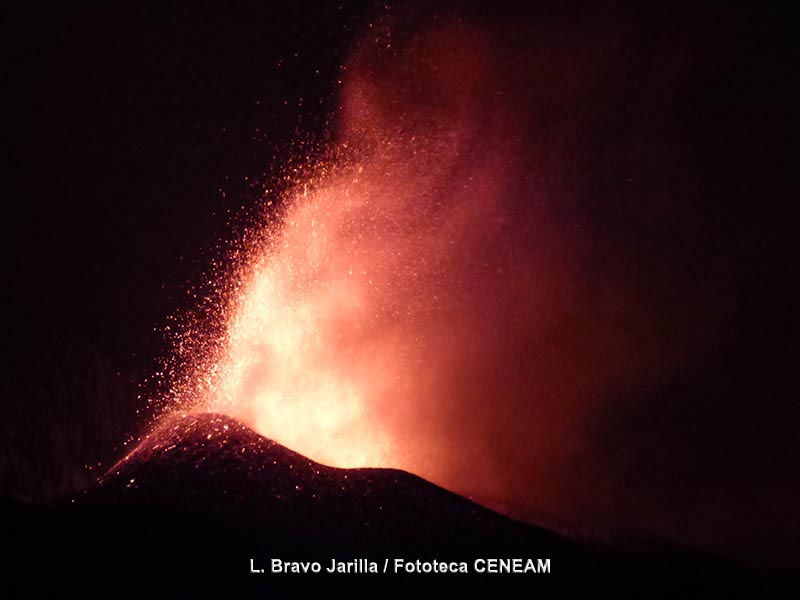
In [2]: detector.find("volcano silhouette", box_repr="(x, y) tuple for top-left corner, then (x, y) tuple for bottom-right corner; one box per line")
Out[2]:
(82, 413), (575, 554)
(5, 413), (776, 593)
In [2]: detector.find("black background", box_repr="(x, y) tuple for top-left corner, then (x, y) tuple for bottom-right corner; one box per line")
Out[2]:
(2, 0), (798, 571)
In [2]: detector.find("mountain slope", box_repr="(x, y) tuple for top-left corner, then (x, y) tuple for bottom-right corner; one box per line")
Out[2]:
(4, 413), (777, 593)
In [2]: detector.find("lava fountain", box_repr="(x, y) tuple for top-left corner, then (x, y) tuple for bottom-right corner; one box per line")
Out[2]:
(171, 13), (713, 523)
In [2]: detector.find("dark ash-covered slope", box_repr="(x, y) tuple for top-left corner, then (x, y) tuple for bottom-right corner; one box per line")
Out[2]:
(82, 413), (572, 555)
(5, 413), (777, 593)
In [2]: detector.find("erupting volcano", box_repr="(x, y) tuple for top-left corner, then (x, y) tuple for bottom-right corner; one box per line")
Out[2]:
(5, 3), (796, 593)
(162, 12), (712, 534)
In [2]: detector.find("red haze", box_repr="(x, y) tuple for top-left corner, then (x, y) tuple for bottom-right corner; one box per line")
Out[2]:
(202, 13), (704, 527)
(167, 6), (797, 567)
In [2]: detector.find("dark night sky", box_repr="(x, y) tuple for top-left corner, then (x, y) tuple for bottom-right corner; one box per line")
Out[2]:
(5, 2), (371, 359)
(2, 1), (798, 567)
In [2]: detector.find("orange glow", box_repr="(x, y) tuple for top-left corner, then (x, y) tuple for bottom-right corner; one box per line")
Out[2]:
(213, 202), (395, 466)
(162, 18), (700, 523)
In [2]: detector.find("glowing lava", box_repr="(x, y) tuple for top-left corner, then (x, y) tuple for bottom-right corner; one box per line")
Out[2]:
(172, 15), (705, 523)
(203, 21), (585, 475)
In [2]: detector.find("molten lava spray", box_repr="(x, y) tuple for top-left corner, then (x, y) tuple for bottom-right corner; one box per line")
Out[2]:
(168, 8), (735, 537)
(172, 14), (699, 525)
